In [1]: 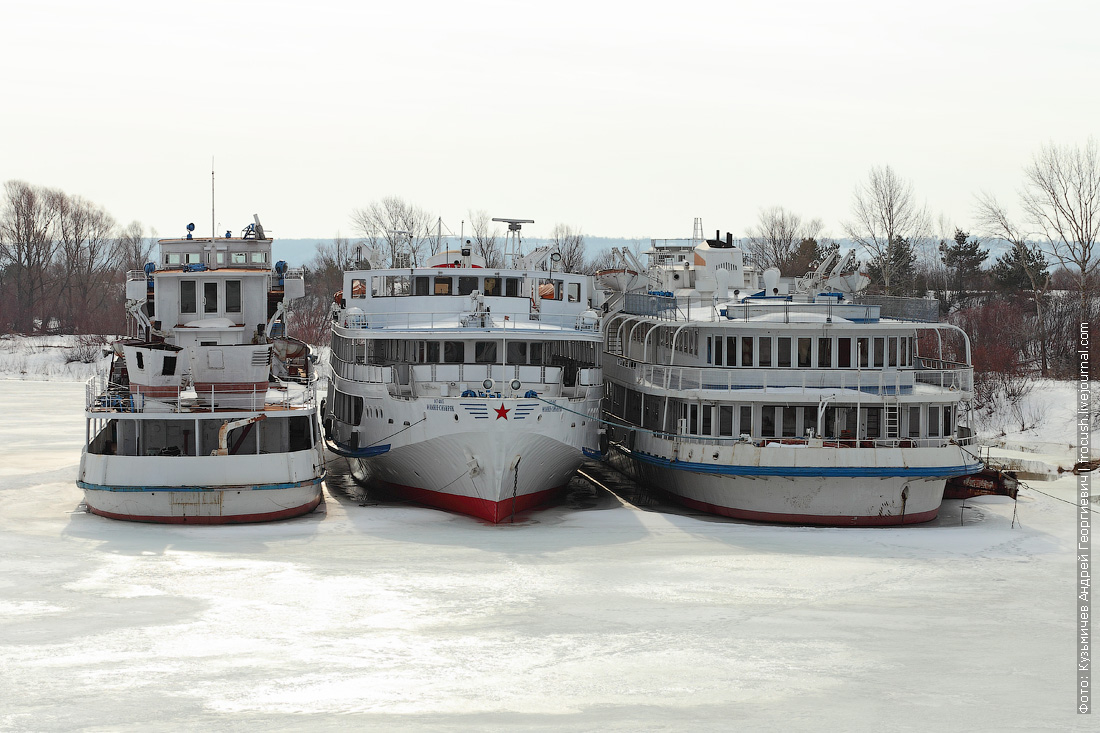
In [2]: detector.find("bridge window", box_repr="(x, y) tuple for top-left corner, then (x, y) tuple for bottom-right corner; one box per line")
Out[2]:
(759, 337), (772, 367)
(181, 280), (197, 314)
(443, 341), (464, 363)
(506, 341), (527, 365)
(782, 406), (797, 437)
(818, 338), (832, 368)
(762, 406), (777, 437)
(458, 276), (478, 295)
(434, 276), (453, 295)
(226, 280), (241, 313)
(838, 338), (852, 368)
(204, 282), (218, 313)
(778, 337), (791, 367)
(719, 405), (734, 436)
(797, 337), (811, 368)
(474, 341), (497, 363)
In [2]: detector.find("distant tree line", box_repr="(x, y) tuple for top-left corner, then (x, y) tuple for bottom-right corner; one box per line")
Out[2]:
(0, 180), (153, 335)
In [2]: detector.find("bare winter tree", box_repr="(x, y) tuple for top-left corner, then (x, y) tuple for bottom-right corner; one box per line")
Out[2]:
(287, 235), (359, 347)
(116, 221), (156, 273)
(350, 196), (434, 267)
(54, 194), (120, 333)
(744, 206), (824, 271)
(0, 181), (63, 333)
(974, 191), (1052, 375)
(1020, 138), (1100, 314)
(844, 166), (931, 295)
(549, 223), (586, 273)
(467, 209), (503, 267)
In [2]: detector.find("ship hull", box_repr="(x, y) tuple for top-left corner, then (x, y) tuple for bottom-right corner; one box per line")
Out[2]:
(78, 449), (325, 524)
(350, 429), (583, 523)
(608, 440), (982, 526)
(80, 482), (323, 524)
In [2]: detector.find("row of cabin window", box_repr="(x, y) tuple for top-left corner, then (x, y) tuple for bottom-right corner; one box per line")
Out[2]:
(330, 334), (597, 367)
(352, 275), (580, 301)
(164, 251), (268, 266)
(180, 280), (243, 315)
(705, 334), (917, 369)
(678, 403), (953, 439)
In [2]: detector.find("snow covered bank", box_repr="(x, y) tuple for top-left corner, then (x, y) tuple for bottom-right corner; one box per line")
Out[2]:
(0, 335), (111, 382)
(0, 380), (1087, 732)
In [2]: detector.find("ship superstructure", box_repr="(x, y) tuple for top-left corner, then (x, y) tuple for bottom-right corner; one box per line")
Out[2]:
(78, 217), (325, 523)
(598, 225), (981, 525)
(324, 228), (602, 522)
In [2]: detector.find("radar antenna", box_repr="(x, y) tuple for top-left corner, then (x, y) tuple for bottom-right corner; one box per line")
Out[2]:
(492, 217), (535, 267)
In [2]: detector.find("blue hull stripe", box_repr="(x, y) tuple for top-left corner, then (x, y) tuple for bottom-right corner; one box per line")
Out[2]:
(78, 472), (326, 494)
(624, 449), (983, 478)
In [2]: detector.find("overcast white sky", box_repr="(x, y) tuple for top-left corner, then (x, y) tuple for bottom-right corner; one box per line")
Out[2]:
(1, 1), (1097, 242)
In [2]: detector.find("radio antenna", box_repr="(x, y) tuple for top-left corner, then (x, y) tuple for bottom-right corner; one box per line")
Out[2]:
(211, 157), (216, 241)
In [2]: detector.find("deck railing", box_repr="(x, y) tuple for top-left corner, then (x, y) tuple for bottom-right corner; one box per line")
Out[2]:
(85, 374), (316, 413)
(628, 362), (973, 395)
(606, 423), (977, 450)
(340, 310), (600, 333)
(621, 293), (882, 323)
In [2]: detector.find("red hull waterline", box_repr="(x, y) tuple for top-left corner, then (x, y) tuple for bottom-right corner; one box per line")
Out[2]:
(671, 493), (940, 527)
(380, 481), (564, 523)
(85, 494), (323, 525)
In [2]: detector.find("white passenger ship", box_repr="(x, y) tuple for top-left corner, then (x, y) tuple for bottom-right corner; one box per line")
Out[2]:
(599, 226), (982, 526)
(78, 218), (326, 523)
(324, 224), (602, 522)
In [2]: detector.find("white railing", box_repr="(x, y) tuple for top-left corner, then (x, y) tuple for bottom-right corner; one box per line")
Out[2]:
(620, 294), (881, 324)
(631, 363), (973, 395)
(606, 423), (976, 450)
(341, 310), (600, 333)
(85, 374), (316, 413)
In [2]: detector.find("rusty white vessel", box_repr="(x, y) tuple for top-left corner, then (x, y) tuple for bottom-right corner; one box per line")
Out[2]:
(598, 221), (982, 525)
(78, 217), (325, 523)
(324, 220), (602, 522)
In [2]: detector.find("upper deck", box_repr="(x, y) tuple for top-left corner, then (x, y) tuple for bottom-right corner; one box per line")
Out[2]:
(336, 265), (601, 337)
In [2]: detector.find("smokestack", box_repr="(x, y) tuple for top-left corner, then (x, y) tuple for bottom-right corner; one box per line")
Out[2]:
(726, 232), (733, 247)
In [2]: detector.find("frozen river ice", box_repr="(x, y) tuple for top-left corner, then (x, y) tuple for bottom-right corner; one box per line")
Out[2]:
(0, 379), (1086, 731)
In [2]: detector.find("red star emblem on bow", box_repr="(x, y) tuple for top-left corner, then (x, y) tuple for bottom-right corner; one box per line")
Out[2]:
(494, 403), (510, 420)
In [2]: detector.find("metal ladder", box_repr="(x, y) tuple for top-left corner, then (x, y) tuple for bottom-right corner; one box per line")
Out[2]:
(884, 399), (900, 439)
